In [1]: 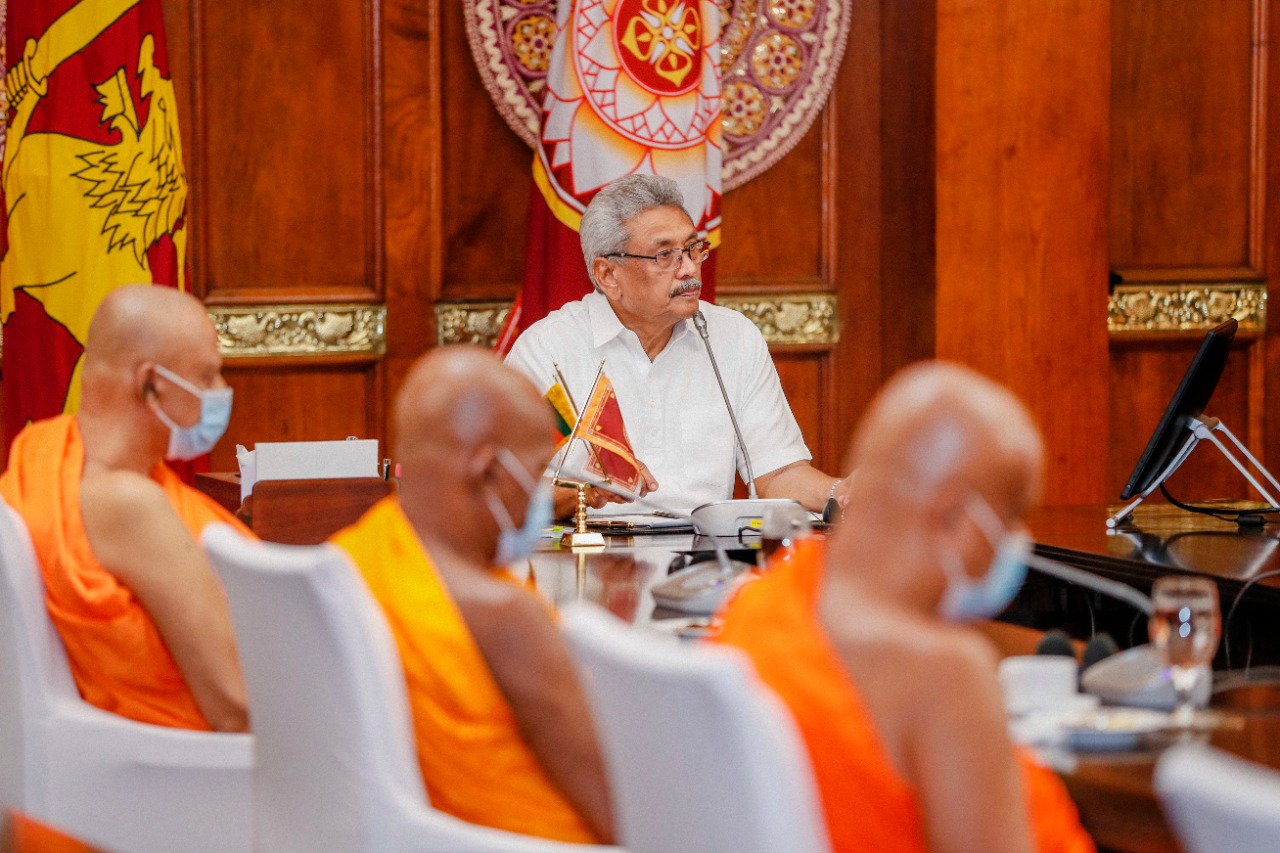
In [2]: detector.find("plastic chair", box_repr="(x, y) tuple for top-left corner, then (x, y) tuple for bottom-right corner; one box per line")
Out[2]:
(201, 522), (622, 853)
(1155, 743), (1280, 853)
(0, 500), (252, 853)
(560, 603), (832, 853)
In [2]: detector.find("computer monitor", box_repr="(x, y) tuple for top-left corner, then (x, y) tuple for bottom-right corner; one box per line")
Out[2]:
(1119, 318), (1238, 500)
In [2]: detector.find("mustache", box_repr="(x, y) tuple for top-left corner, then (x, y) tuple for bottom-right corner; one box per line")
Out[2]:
(669, 277), (702, 298)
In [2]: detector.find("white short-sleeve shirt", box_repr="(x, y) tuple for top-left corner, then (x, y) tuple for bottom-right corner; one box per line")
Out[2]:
(505, 291), (811, 516)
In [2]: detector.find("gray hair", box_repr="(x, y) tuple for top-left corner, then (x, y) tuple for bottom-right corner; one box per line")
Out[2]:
(580, 175), (690, 288)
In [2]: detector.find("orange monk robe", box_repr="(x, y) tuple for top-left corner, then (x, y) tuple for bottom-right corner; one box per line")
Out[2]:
(0, 414), (252, 731)
(331, 496), (599, 844)
(715, 538), (1096, 853)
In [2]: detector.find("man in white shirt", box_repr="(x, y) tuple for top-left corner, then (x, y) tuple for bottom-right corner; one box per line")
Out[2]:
(506, 174), (846, 518)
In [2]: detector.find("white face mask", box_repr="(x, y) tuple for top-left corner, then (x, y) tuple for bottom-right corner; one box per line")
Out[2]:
(483, 448), (553, 567)
(149, 364), (233, 460)
(937, 494), (1031, 622)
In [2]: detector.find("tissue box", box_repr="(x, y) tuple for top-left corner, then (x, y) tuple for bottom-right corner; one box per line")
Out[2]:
(238, 439), (380, 501)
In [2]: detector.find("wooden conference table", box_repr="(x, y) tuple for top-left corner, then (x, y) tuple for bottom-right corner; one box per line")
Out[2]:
(527, 519), (1280, 853)
(196, 475), (1280, 853)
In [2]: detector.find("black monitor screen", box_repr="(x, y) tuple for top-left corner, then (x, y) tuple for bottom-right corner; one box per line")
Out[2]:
(1119, 318), (1238, 500)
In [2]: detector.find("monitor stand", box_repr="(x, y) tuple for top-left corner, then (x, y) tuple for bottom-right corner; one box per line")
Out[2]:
(1107, 415), (1280, 528)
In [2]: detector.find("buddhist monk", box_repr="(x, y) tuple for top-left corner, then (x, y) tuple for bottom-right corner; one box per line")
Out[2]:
(716, 362), (1095, 853)
(331, 345), (613, 844)
(0, 285), (249, 732)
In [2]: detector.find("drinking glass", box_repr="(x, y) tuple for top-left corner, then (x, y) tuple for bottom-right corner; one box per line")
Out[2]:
(1148, 576), (1220, 725)
(759, 504), (813, 567)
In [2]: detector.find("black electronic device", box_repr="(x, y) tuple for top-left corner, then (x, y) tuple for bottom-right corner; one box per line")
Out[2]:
(1120, 318), (1237, 501)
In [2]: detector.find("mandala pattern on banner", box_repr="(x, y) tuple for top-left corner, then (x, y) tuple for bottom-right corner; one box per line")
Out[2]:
(464, 0), (852, 191)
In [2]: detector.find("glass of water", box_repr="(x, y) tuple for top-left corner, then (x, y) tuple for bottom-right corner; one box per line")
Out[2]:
(1149, 575), (1220, 725)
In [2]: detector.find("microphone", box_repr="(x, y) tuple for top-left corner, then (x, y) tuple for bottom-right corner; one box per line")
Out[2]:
(1035, 628), (1075, 658)
(692, 310), (757, 499)
(1082, 633), (1120, 669)
(1025, 553), (1154, 615)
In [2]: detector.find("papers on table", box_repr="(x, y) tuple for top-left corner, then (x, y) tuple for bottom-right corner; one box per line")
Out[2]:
(584, 514), (694, 534)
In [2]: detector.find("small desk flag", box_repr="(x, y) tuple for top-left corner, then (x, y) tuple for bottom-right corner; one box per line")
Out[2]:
(545, 381), (577, 451)
(578, 374), (642, 493)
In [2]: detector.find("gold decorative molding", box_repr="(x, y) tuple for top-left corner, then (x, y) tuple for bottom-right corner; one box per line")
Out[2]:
(435, 292), (840, 348)
(435, 301), (513, 347)
(209, 303), (386, 357)
(716, 292), (840, 345)
(1108, 283), (1266, 335)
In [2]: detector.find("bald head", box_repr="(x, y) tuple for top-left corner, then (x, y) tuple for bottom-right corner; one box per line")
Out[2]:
(394, 346), (552, 465)
(84, 285), (215, 373)
(393, 346), (555, 562)
(826, 362), (1044, 611)
(849, 362), (1044, 512)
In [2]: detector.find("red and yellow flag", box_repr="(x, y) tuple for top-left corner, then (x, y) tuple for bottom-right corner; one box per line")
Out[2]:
(578, 374), (642, 493)
(498, 0), (723, 353)
(2, 0), (190, 456)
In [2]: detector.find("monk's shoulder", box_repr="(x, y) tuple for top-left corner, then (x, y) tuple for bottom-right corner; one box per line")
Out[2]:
(906, 623), (998, 690)
(450, 569), (550, 629)
(80, 466), (174, 526)
(834, 612), (999, 707)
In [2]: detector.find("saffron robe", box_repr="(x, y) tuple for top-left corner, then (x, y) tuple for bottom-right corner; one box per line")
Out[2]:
(332, 497), (598, 844)
(715, 538), (1096, 853)
(0, 414), (250, 730)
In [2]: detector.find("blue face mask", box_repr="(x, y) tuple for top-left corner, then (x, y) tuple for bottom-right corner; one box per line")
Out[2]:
(485, 448), (553, 566)
(937, 494), (1030, 622)
(150, 364), (234, 461)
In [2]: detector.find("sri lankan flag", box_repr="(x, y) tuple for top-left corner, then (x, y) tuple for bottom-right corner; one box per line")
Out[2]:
(2, 0), (190, 458)
(546, 380), (576, 450)
(579, 374), (642, 493)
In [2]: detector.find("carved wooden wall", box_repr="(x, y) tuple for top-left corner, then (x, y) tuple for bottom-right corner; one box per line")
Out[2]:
(161, 0), (880, 479)
(163, 0), (389, 471)
(142, 0), (1278, 507)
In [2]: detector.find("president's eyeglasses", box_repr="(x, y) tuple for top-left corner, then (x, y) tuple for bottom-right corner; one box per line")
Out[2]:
(606, 239), (712, 271)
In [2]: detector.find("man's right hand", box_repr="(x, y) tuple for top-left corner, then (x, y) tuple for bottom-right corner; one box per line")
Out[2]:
(551, 461), (659, 519)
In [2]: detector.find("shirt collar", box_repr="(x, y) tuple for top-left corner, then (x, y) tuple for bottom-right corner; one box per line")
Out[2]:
(585, 290), (697, 350)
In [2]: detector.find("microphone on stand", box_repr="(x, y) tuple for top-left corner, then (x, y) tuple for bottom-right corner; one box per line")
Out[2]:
(688, 310), (808, 535)
(693, 310), (757, 498)
(1025, 554), (1142, 685)
(1026, 553), (1154, 615)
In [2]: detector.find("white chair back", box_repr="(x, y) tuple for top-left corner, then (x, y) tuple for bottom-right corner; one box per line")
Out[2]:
(1155, 743), (1280, 853)
(202, 521), (620, 853)
(0, 499), (252, 853)
(560, 603), (832, 853)
(0, 500), (77, 810)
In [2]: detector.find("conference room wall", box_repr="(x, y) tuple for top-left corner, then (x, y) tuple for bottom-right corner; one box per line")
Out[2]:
(20, 0), (1251, 507)
(153, 0), (889, 480)
(1108, 0), (1280, 505)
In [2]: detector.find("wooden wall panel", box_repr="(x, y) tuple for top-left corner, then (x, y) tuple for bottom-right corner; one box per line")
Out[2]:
(381, 0), (442, 459)
(934, 0), (1112, 504)
(720, 128), (827, 285)
(1111, 0), (1261, 278)
(438, 0), (531, 301)
(163, 0), (391, 465)
(193, 0), (379, 302)
(1109, 0), (1277, 507)
(209, 363), (383, 471)
(774, 355), (829, 471)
